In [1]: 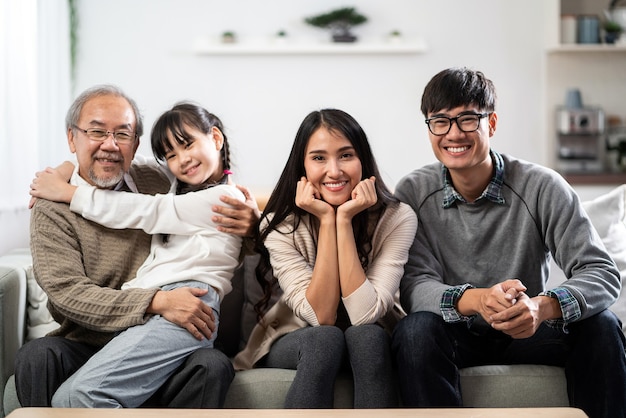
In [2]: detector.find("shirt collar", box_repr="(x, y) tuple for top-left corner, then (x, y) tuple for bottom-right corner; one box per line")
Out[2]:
(441, 149), (506, 208)
(70, 165), (137, 193)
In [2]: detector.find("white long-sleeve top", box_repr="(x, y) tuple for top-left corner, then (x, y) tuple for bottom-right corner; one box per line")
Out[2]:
(69, 183), (245, 299)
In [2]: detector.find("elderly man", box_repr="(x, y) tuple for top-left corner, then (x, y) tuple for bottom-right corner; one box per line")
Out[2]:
(15, 85), (259, 408)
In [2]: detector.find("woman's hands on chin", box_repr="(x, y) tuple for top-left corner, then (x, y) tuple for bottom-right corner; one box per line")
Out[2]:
(337, 176), (377, 220)
(295, 177), (334, 221)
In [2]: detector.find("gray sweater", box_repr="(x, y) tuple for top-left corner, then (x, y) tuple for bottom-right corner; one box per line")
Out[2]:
(395, 153), (620, 324)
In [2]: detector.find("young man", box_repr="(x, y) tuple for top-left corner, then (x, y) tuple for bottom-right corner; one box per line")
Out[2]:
(15, 85), (260, 408)
(392, 67), (626, 418)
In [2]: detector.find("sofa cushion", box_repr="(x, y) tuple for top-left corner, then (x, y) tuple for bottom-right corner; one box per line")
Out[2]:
(24, 260), (59, 342)
(216, 253), (281, 357)
(239, 254), (282, 347)
(223, 368), (354, 408)
(459, 365), (568, 407)
(582, 185), (626, 330)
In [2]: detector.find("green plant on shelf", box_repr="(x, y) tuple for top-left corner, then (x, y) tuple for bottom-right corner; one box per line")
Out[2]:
(604, 20), (623, 34)
(221, 31), (236, 44)
(603, 20), (623, 44)
(304, 7), (368, 43)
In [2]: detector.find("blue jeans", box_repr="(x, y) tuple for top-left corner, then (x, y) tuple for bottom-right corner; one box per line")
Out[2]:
(391, 310), (626, 418)
(51, 280), (220, 408)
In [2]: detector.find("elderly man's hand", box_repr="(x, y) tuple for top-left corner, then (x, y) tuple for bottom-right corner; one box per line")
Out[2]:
(148, 287), (216, 341)
(212, 184), (261, 237)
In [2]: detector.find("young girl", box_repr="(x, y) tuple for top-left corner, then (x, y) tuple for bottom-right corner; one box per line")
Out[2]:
(30, 102), (245, 408)
(234, 109), (418, 408)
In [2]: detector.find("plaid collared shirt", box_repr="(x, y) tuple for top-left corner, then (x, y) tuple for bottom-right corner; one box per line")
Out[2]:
(441, 149), (506, 208)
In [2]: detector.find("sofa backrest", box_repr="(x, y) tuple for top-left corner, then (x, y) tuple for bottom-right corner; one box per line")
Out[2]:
(10, 185), (626, 357)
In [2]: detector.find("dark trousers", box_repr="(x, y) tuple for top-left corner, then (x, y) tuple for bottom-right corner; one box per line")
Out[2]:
(392, 310), (626, 418)
(263, 324), (397, 408)
(15, 336), (234, 408)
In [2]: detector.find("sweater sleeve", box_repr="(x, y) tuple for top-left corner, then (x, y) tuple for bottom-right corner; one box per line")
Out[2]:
(395, 172), (451, 315)
(264, 217), (320, 326)
(539, 172), (620, 321)
(70, 184), (245, 235)
(342, 203), (417, 325)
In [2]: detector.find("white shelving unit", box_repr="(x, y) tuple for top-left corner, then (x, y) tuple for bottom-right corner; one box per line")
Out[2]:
(545, 0), (626, 186)
(192, 38), (428, 56)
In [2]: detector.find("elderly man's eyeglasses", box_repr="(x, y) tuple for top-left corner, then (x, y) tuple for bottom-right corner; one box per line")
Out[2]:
(73, 126), (137, 144)
(425, 112), (490, 136)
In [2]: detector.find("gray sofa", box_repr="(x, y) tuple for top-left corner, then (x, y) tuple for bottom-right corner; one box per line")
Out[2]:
(2, 184), (625, 415)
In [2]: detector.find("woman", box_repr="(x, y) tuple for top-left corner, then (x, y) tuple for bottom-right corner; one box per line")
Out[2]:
(234, 109), (417, 408)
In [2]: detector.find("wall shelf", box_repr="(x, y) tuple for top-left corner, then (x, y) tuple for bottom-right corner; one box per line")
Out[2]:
(192, 38), (428, 56)
(563, 172), (626, 185)
(548, 44), (626, 53)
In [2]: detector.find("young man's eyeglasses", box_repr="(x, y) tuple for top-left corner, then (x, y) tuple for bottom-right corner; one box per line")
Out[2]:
(73, 126), (137, 144)
(425, 112), (490, 136)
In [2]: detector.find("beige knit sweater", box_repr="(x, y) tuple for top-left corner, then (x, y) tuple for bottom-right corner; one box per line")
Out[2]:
(234, 202), (418, 370)
(29, 164), (170, 347)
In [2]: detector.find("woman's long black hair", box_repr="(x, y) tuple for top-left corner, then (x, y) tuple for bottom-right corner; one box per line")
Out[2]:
(254, 108), (397, 317)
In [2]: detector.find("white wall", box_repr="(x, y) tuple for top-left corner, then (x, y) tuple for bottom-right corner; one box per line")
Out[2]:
(2, 0), (558, 255)
(73, 0), (553, 196)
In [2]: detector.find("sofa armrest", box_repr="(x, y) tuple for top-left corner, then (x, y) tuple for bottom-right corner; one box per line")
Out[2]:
(0, 249), (30, 414)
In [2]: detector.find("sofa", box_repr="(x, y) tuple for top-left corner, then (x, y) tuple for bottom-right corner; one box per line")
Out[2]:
(1, 184), (625, 416)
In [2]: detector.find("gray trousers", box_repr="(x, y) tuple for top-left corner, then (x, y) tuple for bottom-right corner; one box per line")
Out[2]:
(51, 280), (220, 408)
(263, 324), (397, 408)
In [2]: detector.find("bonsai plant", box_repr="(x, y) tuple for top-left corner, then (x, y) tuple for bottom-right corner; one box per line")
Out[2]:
(304, 7), (368, 42)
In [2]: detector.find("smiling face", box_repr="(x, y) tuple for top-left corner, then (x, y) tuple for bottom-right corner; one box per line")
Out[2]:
(164, 125), (224, 186)
(68, 94), (139, 188)
(428, 105), (497, 181)
(303, 126), (362, 207)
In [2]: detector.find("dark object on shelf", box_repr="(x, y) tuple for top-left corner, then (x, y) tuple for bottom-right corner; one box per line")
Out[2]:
(305, 7), (368, 43)
(605, 31), (621, 43)
(556, 106), (605, 173)
(607, 139), (626, 170)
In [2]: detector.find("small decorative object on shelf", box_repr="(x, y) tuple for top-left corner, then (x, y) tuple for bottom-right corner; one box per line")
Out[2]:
(603, 20), (623, 43)
(388, 29), (403, 43)
(274, 29), (288, 44)
(577, 15), (600, 44)
(221, 31), (236, 44)
(304, 7), (368, 43)
(560, 14), (577, 44)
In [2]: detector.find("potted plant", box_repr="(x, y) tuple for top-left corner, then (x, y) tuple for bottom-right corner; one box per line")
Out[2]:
(388, 29), (403, 43)
(221, 31), (236, 44)
(603, 20), (623, 43)
(274, 29), (288, 44)
(304, 7), (368, 43)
